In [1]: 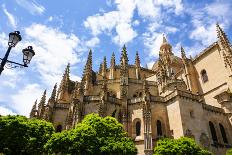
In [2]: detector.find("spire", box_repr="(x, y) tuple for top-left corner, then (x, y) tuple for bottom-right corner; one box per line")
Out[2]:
(181, 46), (187, 60)
(84, 49), (93, 75)
(121, 45), (129, 66)
(135, 51), (140, 67)
(61, 63), (70, 87)
(38, 90), (46, 117)
(110, 52), (115, 68)
(216, 23), (232, 70)
(216, 23), (231, 49)
(120, 45), (129, 76)
(163, 34), (167, 44)
(49, 83), (57, 101)
(102, 56), (107, 77)
(99, 63), (102, 74)
(30, 100), (37, 118)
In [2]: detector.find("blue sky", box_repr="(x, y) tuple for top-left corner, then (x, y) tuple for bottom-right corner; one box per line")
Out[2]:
(0, 0), (232, 116)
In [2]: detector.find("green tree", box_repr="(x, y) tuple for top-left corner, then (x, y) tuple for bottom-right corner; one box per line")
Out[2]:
(0, 115), (54, 155)
(45, 113), (137, 155)
(153, 137), (212, 155)
(227, 148), (232, 155)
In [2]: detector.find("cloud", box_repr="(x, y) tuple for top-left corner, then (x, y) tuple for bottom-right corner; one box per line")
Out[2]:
(11, 83), (43, 117)
(84, 0), (137, 46)
(85, 37), (100, 48)
(2, 4), (17, 28)
(24, 23), (82, 86)
(84, 0), (184, 48)
(0, 106), (16, 116)
(15, 0), (45, 15)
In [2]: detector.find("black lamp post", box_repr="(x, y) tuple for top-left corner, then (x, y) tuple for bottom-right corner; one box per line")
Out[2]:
(0, 31), (35, 75)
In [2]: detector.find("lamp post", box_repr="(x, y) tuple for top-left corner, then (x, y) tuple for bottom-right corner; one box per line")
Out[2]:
(0, 31), (35, 75)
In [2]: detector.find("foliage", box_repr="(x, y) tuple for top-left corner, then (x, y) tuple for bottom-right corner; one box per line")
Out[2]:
(227, 148), (232, 155)
(0, 115), (54, 155)
(153, 137), (212, 155)
(45, 113), (137, 155)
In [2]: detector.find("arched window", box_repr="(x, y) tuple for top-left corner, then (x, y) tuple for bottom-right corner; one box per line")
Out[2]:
(56, 125), (62, 132)
(209, 121), (218, 142)
(219, 123), (228, 143)
(201, 69), (208, 83)
(135, 121), (141, 136)
(157, 120), (162, 136)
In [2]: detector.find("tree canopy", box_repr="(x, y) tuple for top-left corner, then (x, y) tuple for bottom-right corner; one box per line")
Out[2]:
(153, 137), (212, 155)
(227, 148), (232, 155)
(0, 115), (54, 155)
(45, 113), (137, 155)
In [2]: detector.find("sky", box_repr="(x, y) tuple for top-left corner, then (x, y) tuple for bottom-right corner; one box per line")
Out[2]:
(0, 0), (232, 117)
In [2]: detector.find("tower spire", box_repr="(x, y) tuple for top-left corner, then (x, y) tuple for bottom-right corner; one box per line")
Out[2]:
(49, 83), (57, 101)
(110, 52), (115, 68)
(181, 46), (187, 60)
(102, 56), (107, 77)
(163, 34), (167, 43)
(135, 51), (140, 67)
(120, 45), (129, 77)
(84, 49), (93, 74)
(216, 23), (232, 70)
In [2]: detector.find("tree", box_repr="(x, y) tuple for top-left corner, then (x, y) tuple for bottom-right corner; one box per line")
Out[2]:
(45, 113), (137, 155)
(227, 148), (232, 155)
(0, 115), (54, 155)
(153, 137), (212, 155)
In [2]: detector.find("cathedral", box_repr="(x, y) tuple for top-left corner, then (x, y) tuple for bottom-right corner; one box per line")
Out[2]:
(30, 24), (232, 155)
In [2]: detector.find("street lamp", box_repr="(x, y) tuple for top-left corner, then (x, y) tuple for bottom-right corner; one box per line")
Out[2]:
(0, 31), (35, 75)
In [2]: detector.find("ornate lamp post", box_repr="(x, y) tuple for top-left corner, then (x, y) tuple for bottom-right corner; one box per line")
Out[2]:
(0, 31), (35, 75)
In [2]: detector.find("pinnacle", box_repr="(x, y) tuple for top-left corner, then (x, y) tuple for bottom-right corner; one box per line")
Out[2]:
(110, 52), (116, 68)
(135, 51), (140, 67)
(181, 46), (186, 58)
(163, 34), (167, 43)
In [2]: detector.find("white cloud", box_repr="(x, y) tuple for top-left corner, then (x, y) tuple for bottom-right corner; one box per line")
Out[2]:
(11, 83), (43, 117)
(84, 0), (137, 46)
(154, 0), (183, 15)
(143, 32), (163, 58)
(113, 23), (137, 46)
(2, 4), (17, 28)
(0, 106), (16, 116)
(85, 37), (100, 48)
(24, 23), (82, 86)
(190, 24), (217, 46)
(15, 0), (45, 15)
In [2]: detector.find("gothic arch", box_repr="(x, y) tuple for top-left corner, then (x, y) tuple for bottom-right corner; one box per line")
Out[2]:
(132, 89), (143, 98)
(156, 120), (162, 137)
(219, 123), (228, 144)
(200, 69), (208, 83)
(132, 118), (142, 138)
(209, 121), (218, 143)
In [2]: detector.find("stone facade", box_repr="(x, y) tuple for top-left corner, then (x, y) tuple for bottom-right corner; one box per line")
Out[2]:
(30, 24), (232, 155)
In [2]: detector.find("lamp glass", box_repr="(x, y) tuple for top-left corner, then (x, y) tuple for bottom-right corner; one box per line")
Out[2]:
(8, 31), (22, 47)
(22, 46), (35, 65)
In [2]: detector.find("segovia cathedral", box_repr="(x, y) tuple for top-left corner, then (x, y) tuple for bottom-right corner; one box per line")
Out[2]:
(30, 24), (232, 155)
